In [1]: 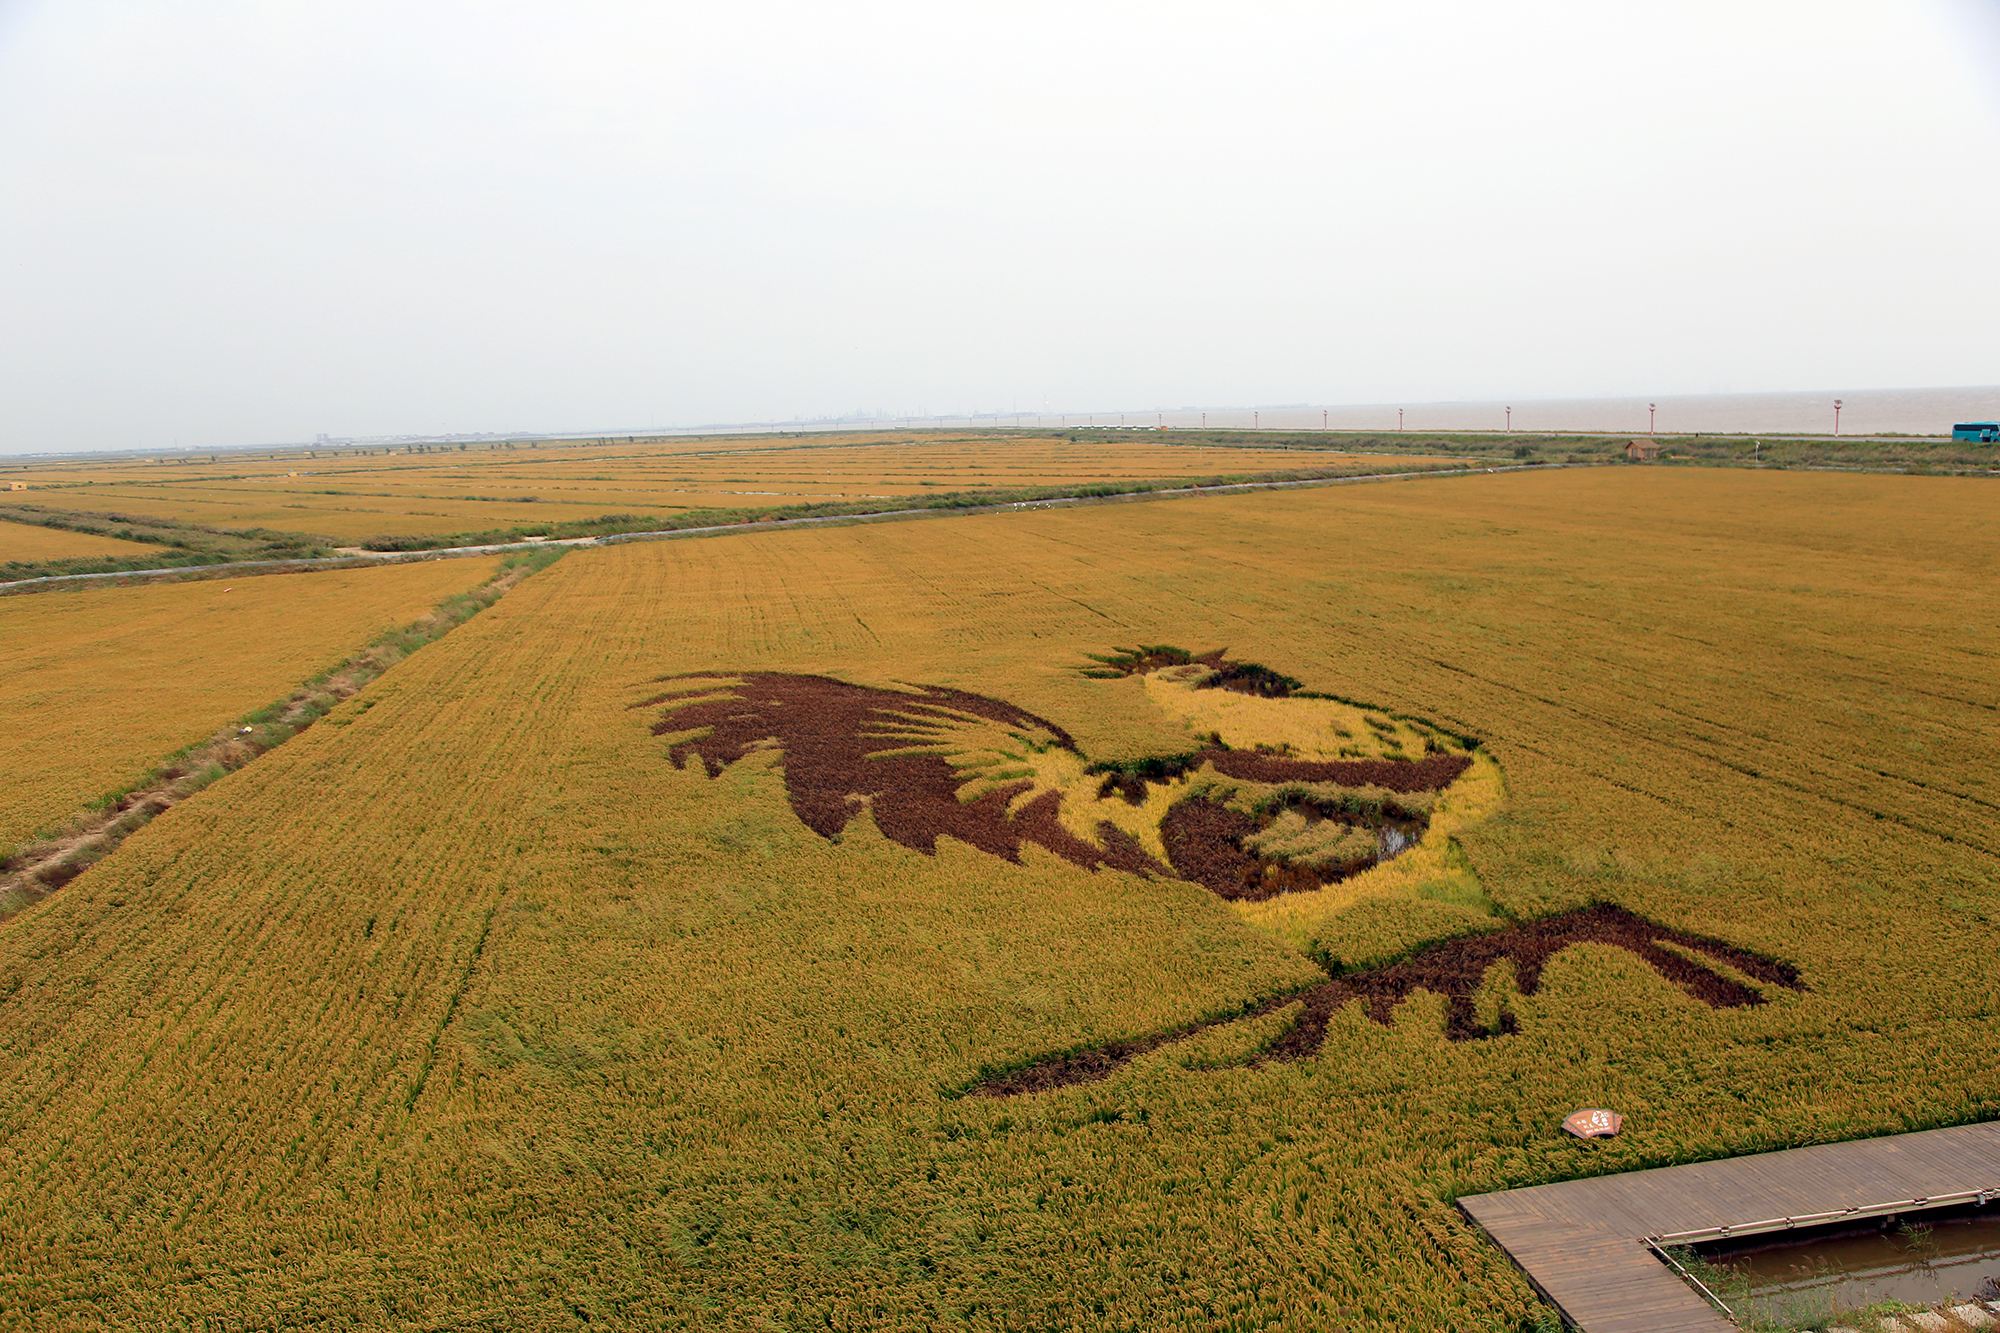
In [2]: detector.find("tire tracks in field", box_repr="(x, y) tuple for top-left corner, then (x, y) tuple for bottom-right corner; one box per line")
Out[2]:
(1422, 655), (2000, 860)
(1025, 579), (1123, 624)
(403, 897), (498, 1114)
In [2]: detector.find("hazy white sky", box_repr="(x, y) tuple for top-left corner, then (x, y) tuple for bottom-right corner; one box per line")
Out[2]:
(3, 0), (1997, 452)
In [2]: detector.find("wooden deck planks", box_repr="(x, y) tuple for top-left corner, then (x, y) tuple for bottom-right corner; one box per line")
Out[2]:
(1458, 1122), (2000, 1333)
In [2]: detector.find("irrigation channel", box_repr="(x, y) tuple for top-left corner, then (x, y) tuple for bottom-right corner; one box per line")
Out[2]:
(1689, 1199), (2000, 1325)
(1459, 1121), (2000, 1332)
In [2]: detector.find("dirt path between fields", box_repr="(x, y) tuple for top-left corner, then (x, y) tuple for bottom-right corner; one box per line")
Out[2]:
(0, 558), (549, 924)
(0, 461), (1579, 596)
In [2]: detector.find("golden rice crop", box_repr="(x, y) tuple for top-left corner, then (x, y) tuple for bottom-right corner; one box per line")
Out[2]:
(0, 468), (1994, 1330)
(0, 557), (502, 849)
(3, 431), (1470, 543)
(0, 520), (156, 565)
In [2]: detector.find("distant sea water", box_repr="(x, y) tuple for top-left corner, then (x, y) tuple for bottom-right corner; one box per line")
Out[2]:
(1027, 386), (2000, 438)
(319, 385), (2000, 447)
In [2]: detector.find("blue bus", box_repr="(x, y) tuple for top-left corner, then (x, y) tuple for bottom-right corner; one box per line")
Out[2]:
(1952, 422), (1998, 442)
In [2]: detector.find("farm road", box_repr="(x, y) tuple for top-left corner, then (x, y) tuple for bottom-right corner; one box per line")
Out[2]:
(0, 459), (1572, 595)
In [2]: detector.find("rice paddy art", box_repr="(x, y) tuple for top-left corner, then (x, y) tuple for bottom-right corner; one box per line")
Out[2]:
(639, 651), (1805, 1097)
(639, 653), (1476, 901)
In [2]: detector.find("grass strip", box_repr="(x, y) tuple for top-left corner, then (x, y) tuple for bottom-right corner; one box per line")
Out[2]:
(0, 503), (338, 582)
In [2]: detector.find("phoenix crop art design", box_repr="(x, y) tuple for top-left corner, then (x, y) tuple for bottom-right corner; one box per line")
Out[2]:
(635, 650), (1805, 1092)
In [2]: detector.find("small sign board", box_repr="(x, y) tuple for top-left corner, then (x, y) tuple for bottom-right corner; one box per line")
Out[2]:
(1563, 1108), (1623, 1139)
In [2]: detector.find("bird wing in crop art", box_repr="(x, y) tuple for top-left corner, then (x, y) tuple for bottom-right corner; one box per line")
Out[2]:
(639, 671), (1161, 873)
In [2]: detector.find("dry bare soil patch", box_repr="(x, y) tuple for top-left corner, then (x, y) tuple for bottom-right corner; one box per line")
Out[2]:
(0, 468), (1995, 1330)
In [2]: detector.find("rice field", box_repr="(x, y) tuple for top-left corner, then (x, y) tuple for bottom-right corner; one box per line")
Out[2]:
(0, 432), (1473, 545)
(0, 520), (154, 565)
(0, 467), (1994, 1330)
(0, 557), (502, 849)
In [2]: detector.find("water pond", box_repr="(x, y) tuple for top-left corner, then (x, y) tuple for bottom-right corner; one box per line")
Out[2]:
(1686, 1202), (2000, 1327)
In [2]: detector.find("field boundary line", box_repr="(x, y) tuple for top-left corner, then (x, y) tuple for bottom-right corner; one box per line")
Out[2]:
(0, 550), (566, 926)
(13, 456), (1993, 597)
(593, 460), (1597, 547)
(0, 460), (1584, 595)
(0, 541), (593, 596)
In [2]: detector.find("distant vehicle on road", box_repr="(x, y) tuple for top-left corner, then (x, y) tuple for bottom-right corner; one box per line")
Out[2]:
(1952, 421), (1998, 442)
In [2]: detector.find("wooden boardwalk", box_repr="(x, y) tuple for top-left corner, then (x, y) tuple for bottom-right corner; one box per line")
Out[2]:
(1458, 1121), (2000, 1332)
